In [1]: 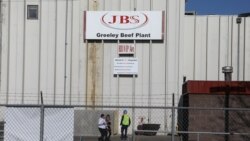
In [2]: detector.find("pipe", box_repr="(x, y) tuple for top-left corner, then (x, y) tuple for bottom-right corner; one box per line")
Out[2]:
(236, 17), (241, 81)
(222, 66), (233, 81)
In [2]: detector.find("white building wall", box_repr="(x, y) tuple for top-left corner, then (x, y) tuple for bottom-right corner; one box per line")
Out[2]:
(183, 15), (250, 82)
(0, 0), (185, 108)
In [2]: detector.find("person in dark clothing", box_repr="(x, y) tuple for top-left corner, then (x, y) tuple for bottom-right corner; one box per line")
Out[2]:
(106, 114), (112, 141)
(120, 110), (131, 140)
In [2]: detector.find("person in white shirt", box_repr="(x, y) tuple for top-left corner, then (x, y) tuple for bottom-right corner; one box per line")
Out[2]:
(98, 114), (107, 141)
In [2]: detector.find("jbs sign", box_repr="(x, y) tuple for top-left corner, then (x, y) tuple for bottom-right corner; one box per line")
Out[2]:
(101, 13), (148, 30)
(84, 11), (164, 40)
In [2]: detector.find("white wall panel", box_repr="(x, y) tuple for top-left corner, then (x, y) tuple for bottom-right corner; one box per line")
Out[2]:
(183, 16), (195, 80)
(135, 43), (150, 106)
(8, 2), (24, 104)
(151, 0), (167, 106)
(183, 15), (250, 82)
(231, 17), (239, 80)
(219, 16), (230, 80)
(120, 0), (133, 10)
(167, 0), (184, 98)
(40, 1), (56, 104)
(0, 1), (10, 103)
(239, 18), (246, 80)
(70, 0), (81, 105)
(24, 1), (40, 104)
(194, 16), (207, 80)
(136, 0), (151, 10)
(245, 18), (250, 80)
(55, 1), (67, 105)
(207, 16), (220, 80)
(79, 0), (88, 105)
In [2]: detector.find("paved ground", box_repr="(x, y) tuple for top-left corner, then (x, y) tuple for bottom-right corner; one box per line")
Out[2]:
(74, 135), (182, 141)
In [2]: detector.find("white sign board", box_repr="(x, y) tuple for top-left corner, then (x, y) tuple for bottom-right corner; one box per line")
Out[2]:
(114, 58), (138, 74)
(84, 11), (164, 40)
(118, 44), (135, 54)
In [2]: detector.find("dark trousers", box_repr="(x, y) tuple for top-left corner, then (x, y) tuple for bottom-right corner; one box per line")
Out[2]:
(121, 125), (128, 139)
(107, 126), (111, 139)
(98, 128), (107, 141)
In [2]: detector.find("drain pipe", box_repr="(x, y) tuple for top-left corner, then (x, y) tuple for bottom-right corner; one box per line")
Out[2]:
(222, 66), (233, 141)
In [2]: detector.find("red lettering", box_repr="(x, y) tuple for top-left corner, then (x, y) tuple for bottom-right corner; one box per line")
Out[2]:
(120, 16), (130, 24)
(108, 15), (117, 24)
(119, 46), (123, 52)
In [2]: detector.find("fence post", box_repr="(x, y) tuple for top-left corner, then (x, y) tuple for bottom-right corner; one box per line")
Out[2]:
(132, 73), (135, 141)
(171, 93), (175, 141)
(40, 91), (44, 141)
(197, 133), (200, 141)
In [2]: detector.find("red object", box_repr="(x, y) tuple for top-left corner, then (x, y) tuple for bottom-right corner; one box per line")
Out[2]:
(183, 81), (250, 95)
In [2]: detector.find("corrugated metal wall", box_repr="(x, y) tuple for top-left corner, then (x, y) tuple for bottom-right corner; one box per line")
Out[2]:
(0, 0), (185, 107)
(183, 16), (250, 81)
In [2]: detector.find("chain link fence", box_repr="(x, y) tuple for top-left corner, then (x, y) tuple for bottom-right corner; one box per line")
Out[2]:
(0, 104), (248, 141)
(177, 107), (250, 141)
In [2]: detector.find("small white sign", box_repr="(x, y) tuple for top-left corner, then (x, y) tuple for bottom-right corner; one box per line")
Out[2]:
(114, 58), (138, 74)
(84, 11), (164, 40)
(118, 44), (135, 54)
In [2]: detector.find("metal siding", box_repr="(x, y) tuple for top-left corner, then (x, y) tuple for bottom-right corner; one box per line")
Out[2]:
(151, 0), (167, 107)
(207, 16), (220, 80)
(24, 1), (40, 104)
(219, 16), (230, 80)
(70, 0), (81, 105)
(79, 0), (88, 105)
(183, 16), (195, 80)
(244, 18), (250, 80)
(120, 0), (132, 10)
(8, 2), (24, 104)
(231, 17), (239, 80)
(135, 43), (150, 107)
(0, 1), (10, 103)
(0, 0), (185, 106)
(40, 0), (56, 104)
(184, 16), (250, 82)
(55, 1), (66, 105)
(167, 0), (180, 96)
(136, 0), (151, 10)
(239, 18), (245, 80)
(194, 16), (207, 80)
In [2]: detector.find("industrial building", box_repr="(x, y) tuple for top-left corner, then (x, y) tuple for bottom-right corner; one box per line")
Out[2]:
(0, 0), (250, 140)
(0, 0), (249, 108)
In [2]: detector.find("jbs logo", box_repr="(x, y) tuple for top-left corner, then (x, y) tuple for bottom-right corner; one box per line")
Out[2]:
(101, 12), (148, 30)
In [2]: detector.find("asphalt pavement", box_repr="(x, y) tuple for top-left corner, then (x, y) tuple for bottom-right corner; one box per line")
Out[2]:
(74, 135), (182, 141)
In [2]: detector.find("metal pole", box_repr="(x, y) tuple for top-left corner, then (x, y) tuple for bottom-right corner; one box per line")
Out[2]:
(171, 93), (175, 141)
(132, 74), (135, 141)
(197, 133), (200, 141)
(164, 92), (167, 135)
(132, 39), (136, 141)
(236, 17), (241, 81)
(40, 91), (44, 141)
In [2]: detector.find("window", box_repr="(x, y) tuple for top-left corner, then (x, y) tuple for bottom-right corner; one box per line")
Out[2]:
(27, 5), (38, 19)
